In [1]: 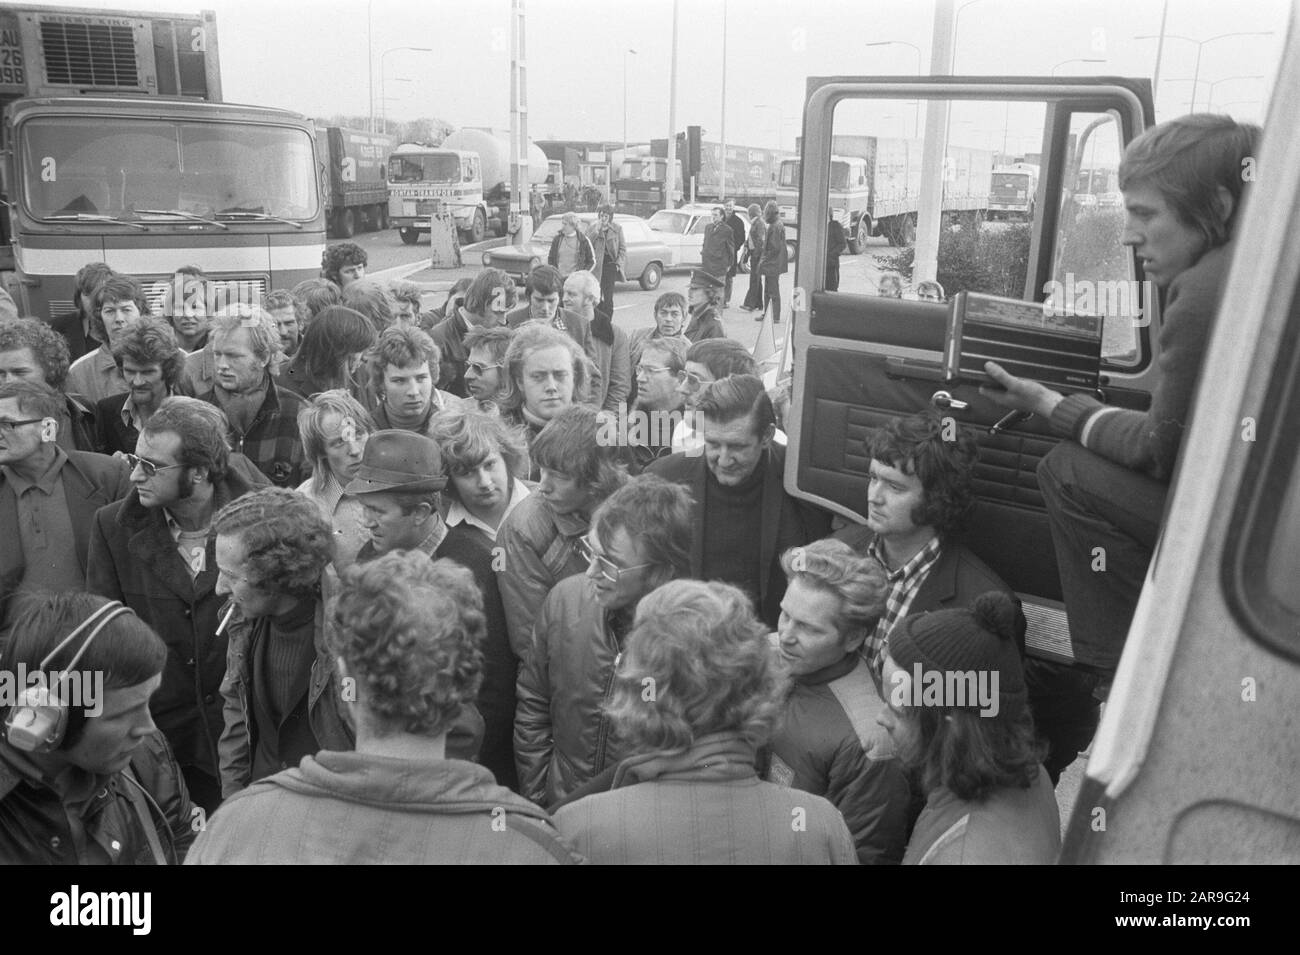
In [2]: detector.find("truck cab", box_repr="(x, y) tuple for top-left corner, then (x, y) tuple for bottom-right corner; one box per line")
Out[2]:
(776, 154), (871, 252)
(387, 144), (486, 245)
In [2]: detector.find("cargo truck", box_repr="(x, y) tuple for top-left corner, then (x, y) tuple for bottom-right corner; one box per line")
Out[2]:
(387, 128), (548, 245)
(612, 125), (792, 217)
(988, 162), (1040, 220)
(775, 134), (995, 251)
(0, 4), (325, 319)
(320, 125), (396, 238)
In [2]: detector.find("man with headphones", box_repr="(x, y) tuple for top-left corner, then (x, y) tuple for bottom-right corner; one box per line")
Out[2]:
(0, 592), (196, 864)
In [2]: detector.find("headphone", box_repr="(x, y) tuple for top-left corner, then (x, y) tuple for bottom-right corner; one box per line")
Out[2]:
(4, 600), (134, 753)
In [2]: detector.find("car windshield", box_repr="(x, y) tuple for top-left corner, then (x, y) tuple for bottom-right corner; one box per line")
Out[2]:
(647, 210), (691, 234)
(21, 116), (318, 221)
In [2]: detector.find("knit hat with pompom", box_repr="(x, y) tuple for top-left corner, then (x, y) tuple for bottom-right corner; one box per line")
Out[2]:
(887, 592), (1027, 718)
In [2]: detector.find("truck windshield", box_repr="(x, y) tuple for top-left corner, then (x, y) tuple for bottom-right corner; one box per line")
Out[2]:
(21, 117), (318, 221)
(830, 161), (852, 191)
(779, 160), (799, 188)
(388, 154), (461, 183)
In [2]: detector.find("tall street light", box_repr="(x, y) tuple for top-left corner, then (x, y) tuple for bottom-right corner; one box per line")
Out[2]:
(952, 0), (989, 72)
(623, 48), (637, 156)
(1135, 32), (1274, 111)
(865, 40), (922, 136)
(1051, 57), (1106, 75)
(1162, 74), (1266, 111)
(380, 47), (433, 136)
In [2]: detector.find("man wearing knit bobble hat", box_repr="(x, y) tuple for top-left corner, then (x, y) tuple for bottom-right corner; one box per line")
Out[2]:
(877, 592), (1061, 865)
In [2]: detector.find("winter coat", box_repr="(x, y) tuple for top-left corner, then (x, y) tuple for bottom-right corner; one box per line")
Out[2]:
(186, 751), (582, 864)
(427, 309), (472, 398)
(495, 493), (590, 657)
(765, 653), (914, 865)
(904, 768), (1060, 864)
(0, 448), (131, 604)
(701, 220), (737, 279)
(588, 220), (627, 277)
(760, 218), (790, 276)
(548, 230), (596, 274)
(514, 574), (631, 807)
(86, 466), (266, 778)
(0, 731), (196, 864)
(553, 732), (858, 864)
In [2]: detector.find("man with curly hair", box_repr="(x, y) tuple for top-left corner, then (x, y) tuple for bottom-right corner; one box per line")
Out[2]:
(94, 317), (185, 455)
(320, 242), (367, 288)
(187, 551), (582, 864)
(0, 317), (98, 452)
(832, 410), (1023, 678)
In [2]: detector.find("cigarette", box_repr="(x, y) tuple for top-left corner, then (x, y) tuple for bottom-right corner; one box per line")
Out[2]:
(216, 605), (235, 637)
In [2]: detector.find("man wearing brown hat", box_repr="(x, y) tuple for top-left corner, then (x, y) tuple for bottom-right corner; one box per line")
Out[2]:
(684, 269), (725, 343)
(877, 592), (1060, 865)
(346, 429), (520, 790)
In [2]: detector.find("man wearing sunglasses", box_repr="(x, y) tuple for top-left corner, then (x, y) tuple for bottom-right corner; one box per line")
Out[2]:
(515, 475), (693, 808)
(87, 397), (267, 812)
(461, 325), (514, 412)
(0, 380), (130, 609)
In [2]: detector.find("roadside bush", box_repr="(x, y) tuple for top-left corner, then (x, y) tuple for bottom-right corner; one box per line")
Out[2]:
(879, 222), (1033, 298)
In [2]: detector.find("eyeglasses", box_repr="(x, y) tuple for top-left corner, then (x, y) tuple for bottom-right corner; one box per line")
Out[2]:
(636, 363), (674, 377)
(125, 452), (184, 479)
(680, 371), (709, 392)
(467, 360), (504, 376)
(0, 417), (44, 435)
(576, 536), (655, 583)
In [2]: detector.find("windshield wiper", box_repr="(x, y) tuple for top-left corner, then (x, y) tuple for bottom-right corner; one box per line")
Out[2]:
(134, 208), (229, 230)
(46, 213), (150, 231)
(215, 209), (303, 229)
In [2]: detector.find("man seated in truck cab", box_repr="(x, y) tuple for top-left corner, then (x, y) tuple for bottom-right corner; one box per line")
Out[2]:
(981, 114), (1260, 783)
(833, 410), (1024, 680)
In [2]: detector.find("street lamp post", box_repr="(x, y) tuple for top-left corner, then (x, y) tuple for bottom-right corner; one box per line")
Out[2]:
(1135, 32), (1274, 111)
(865, 40), (923, 136)
(623, 48), (637, 156)
(1162, 74), (1266, 111)
(380, 47), (433, 136)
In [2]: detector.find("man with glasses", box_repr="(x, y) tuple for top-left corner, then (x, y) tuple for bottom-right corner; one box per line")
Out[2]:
(515, 475), (693, 808)
(87, 397), (267, 811)
(670, 337), (764, 455)
(0, 380), (130, 607)
(0, 317), (99, 453)
(461, 325), (514, 411)
(628, 338), (688, 469)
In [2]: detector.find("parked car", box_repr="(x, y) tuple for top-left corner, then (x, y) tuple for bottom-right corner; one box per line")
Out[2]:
(480, 212), (670, 290)
(645, 203), (752, 272)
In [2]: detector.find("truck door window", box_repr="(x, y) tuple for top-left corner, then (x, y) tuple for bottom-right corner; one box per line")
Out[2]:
(828, 96), (1046, 301)
(1048, 111), (1142, 366)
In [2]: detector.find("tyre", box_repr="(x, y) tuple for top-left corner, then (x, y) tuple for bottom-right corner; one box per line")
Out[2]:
(338, 208), (356, 238)
(399, 227), (419, 245)
(469, 209), (487, 244)
(899, 214), (916, 246)
(850, 214), (871, 254)
(786, 240), (797, 262)
(639, 261), (663, 291)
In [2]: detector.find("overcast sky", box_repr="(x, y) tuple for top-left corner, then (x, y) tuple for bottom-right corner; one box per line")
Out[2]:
(33, 0), (1291, 149)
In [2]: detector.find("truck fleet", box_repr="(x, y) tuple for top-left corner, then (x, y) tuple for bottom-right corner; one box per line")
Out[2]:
(0, 4), (324, 319)
(777, 134), (995, 251)
(320, 125), (396, 239)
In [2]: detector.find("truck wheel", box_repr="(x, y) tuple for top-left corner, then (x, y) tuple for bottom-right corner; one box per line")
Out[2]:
(639, 261), (663, 291)
(399, 227), (419, 245)
(899, 214), (916, 247)
(850, 214), (871, 254)
(786, 240), (797, 263)
(469, 210), (487, 244)
(338, 208), (356, 239)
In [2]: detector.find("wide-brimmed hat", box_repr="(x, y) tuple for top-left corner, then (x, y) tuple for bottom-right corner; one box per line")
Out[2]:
(689, 269), (724, 290)
(344, 429), (447, 495)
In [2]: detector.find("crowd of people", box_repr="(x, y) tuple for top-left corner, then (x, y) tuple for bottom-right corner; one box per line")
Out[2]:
(0, 112), (1253, 864)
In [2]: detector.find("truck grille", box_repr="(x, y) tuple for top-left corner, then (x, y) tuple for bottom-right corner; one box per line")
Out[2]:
(141, 277), (268, 315)
(41, 21), (140, 88)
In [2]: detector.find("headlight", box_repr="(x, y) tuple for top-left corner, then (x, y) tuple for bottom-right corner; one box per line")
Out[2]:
(482, 252), (493, 266)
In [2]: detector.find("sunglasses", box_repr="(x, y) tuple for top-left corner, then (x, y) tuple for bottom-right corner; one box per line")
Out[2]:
(467, 360), (504, 375)
(576, 536), (654, 583)
(125, 452), (184, 479)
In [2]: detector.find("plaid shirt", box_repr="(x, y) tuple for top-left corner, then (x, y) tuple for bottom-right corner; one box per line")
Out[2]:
(197, 379), (307, 488)
(863, 534), (944, 675)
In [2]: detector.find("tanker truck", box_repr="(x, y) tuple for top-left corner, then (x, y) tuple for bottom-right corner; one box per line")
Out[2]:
(386, 128), (548, 245)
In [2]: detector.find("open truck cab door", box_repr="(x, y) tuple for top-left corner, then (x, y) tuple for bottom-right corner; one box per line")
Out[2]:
(789, 64), (1300, 862)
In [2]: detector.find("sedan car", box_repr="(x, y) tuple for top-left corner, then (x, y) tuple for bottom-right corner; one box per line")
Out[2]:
(645, 203), (751, 272)
(480, 212), (671, 290)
